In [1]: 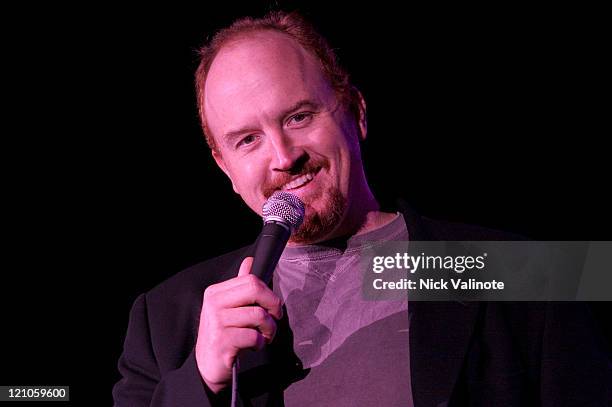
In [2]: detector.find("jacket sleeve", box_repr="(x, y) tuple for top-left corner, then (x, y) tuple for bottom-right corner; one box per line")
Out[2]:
(539, 302), (612, 406)
(112, 293), (230, 406)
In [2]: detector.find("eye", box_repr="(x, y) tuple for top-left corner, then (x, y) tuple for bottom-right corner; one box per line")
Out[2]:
(287, 112), (313, 126)
(236, 134), (258, 149)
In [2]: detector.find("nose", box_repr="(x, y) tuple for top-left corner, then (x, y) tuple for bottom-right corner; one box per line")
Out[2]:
(268, 130), (306, 173)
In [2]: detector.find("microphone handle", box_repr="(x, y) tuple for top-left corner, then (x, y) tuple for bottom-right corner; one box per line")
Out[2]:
(250, 221), (290, 284)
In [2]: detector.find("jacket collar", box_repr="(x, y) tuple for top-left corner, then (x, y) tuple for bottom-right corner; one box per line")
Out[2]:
(396, 198), (480, 406)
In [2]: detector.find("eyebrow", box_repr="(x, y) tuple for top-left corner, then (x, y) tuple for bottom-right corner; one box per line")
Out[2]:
(222, 99), (321, 145)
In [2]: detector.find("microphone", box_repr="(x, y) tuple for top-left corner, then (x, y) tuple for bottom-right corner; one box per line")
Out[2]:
(250, 191), (305, 284)
(231, 192), (304, 407)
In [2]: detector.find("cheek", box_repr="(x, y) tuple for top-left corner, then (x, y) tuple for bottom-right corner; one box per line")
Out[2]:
(309, 124), (351, 157)
(226, 159), (268, 205)
(228, 161), (258, 191)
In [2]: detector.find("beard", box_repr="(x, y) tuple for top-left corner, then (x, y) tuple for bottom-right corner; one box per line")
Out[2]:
(290, 185), (346, 244)
(261, 156), (347, 244)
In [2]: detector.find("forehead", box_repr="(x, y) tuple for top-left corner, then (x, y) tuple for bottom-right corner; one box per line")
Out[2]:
(203, 31), (334, 138)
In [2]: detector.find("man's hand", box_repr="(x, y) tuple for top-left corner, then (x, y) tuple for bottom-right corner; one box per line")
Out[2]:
(195, 257), (283, 394)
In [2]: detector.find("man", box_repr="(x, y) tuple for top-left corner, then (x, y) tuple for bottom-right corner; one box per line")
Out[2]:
(113, 11), (610, 406)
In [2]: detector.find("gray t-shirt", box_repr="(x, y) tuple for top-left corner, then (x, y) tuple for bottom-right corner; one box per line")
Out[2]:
(272, 213), (414, 406)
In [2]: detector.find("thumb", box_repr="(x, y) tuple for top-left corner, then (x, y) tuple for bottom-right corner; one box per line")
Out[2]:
(237, 256), (254, 277)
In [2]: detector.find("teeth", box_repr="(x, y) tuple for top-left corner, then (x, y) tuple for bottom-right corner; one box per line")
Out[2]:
(282, 172), (315, 191)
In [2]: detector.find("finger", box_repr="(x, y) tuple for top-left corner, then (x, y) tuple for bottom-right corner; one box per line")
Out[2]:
(202, 257), (258, 296)
(214, 279), (283, 320)
(237, 257), (254, 277)
(220, 307), (278, 343)
(225, 327), (266, 351)
(204, 273), (258, 296)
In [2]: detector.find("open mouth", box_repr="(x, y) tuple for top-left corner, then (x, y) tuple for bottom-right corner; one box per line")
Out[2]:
(280, 167), (321, 191)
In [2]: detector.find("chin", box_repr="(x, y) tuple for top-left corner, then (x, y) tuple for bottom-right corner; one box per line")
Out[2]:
(289, 186), (346, 244)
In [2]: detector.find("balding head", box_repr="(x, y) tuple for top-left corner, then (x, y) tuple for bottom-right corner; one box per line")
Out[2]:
(204, 31), (337, 149)
(195, 11), (361, 152)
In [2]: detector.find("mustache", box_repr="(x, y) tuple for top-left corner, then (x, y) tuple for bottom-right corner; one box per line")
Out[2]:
(262, 157), (329, 199)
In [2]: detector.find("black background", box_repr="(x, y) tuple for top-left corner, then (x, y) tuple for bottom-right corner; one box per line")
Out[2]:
(2, 1), (610, 405)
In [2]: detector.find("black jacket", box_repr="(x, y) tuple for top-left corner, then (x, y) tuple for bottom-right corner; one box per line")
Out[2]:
(113, 202), (611, 406)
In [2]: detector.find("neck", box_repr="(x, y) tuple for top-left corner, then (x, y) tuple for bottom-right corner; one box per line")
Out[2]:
(338, 192), (395, 238)
(288, 188), (396, 247)
(335, 173), (396, 239)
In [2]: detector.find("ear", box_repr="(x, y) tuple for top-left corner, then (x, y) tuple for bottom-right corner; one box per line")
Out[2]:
(212, 149), (239, 194)
(355, 88), (367, 141)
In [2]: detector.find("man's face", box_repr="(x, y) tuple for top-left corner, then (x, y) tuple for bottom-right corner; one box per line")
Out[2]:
(204, 31), (366, 243)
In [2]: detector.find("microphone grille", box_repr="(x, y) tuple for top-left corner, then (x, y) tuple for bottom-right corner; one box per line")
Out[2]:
(262, 191), (305, 231)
